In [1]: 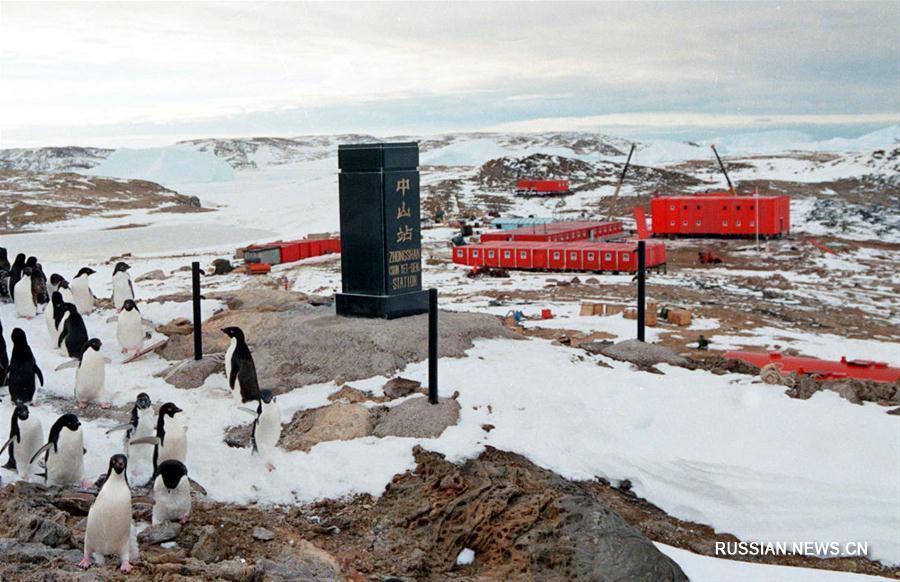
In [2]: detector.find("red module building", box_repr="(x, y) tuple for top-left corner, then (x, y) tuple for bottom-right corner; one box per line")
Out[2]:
(516, 179), (571, 196)
(480, 220), (625, 243)
(453, 240), (666, 274)
(244, 238), (341, 265)
(650, 192), (790, 237)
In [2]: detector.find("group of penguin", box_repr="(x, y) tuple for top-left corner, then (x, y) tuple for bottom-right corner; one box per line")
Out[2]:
(0, 248), (283, 573)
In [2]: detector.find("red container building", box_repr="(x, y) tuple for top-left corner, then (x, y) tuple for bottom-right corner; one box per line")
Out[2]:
(453, 240), (666, 274)
(650, 192), (790, 237)
(516, 179), (571, 196)
(244, 238), (341, 265)
(480, 220), (625, 243)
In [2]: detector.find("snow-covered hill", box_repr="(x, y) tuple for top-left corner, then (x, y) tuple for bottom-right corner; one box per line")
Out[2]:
(0, 146), (112, 173)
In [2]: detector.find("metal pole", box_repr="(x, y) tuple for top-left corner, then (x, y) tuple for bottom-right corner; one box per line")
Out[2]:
(428, 288), (438, 404)
(637, 241), (646, 342)
(192, 262), (202, 360)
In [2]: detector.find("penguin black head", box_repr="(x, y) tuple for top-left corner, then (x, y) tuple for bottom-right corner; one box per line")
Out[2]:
(25, 256), (37, 268)
(50, 273), (64, 287)
(11, 328), (26, 345)
(75, 267), (96, 278)
(13, 253), (25, 266)
(84, 338), (102, 352)
(51, 291), (63, 306)
(65, 303), (79, 315)
(60, 413), (81, 432)
(58, 279), (70, 290)
(114, 262), (131, 274)
(260, 389), (275, 404)
(160, 402), (183, 418)
(157, 459), (188, 489)
(222, 326), (245, 341)
(123, 299), (139, 312)
(108, 454), (128, 475)
(136, 392), (152, 409)
(22, 266), (33, 277)
(14, 404), (29, 422)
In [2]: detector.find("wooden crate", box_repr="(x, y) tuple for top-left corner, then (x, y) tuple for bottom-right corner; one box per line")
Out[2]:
(667, 308), (692, 326)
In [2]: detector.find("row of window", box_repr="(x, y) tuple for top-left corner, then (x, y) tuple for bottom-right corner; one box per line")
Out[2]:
(668, 220), (756, 227)
(461, 249), (629, 262)
(669, 204), (756, 212)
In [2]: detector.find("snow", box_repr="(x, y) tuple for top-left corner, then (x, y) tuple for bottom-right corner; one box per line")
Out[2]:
(657, 544), (896, 582)
(455, 547), (475, 566)
(89, 146), (235, 186)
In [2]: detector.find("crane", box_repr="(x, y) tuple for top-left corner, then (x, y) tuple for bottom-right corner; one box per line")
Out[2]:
(710, 144), (737, 197)
(607, 143), (635, 221)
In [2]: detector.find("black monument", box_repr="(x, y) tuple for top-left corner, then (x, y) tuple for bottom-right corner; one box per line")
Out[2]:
(336, 142), (428, 319)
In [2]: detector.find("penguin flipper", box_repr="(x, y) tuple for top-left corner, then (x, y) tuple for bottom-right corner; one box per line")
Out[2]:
(54, 359), (79, 372)
(141, 318), (154, 326)
(57, 328), (67, 348)
(29, 442), (53, 465)
(0, 436), (14, 457)
(34, 365), (44, 386)
(228, 363), (239, 390)
(237, 407), (258, 417)
(105, 316), (118, 324)
(129, 436), (160, 446)
(106, 423), (134, 435)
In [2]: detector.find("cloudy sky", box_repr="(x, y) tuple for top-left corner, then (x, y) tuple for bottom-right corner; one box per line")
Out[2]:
(1, 1), (898, 147)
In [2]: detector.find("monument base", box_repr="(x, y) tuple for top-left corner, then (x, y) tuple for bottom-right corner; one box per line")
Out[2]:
(336, 290), (429, 319)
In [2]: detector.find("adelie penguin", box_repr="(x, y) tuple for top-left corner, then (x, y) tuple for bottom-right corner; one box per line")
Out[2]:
(106, 392), (155, 483)
(222, 326), (261, 403)
(0, 247), (10, 299)
(58, 303), (90, 358)
(9, 253), (25, 301)
(73, 338), (108, 407)
(152, 460), (191, 525)
(80, 454), (137, 573)
(0, 404), (44, 482)
(239, 389), (282, 472)
(115, 299), (147, 354)
(30, 261), (49, 308)
(8, 328), (44, 405)
(14, 266), (36, 318)
(112, 261), (135, 310)
(45, 291), (65, 342)
(0, 319), (8, 386)
(30, 413), (85, 486)
(71, 267), (96, 315)
(131, 402), (187, 477)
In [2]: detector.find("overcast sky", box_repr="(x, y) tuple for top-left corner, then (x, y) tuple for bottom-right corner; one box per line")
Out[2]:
(1, 1), (898, 147)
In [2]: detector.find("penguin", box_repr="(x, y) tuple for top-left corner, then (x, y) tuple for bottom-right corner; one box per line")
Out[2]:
(58, 304), (90, 358)
(247, 389), (281, 472)
(49, 273), (66, 294)
(106, 392), (155, 483)
(9, 253), (25, 301)
(0, 247), (9, 274)
(0, 319), (8, 386)
(8, 328), (43, 405)
(45, 291), (64, 341)
(74, 338), (107, 407)
(222, 327), (261, 403)
(57, 278), (76, 305)
(79, 454), (135, 573)
(0, 247), (10, 299)
(131, 402), (187, 476)
(112, 262), (135, 310)
(116, 299), (145, 354)
(70, 267), (96, 315)
(31, 262), (50, 308)
(152, 460), (191, 525)
(31, 413), (84, 486)
(14, 266), (36, 318)
(0, 404), (44, 481)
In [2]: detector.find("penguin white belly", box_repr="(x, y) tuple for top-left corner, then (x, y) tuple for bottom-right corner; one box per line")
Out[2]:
(255, 404), (282, 462)
(75, 351), (106, 402)
(232, 377), (244, 403)
(158, 420), (187, 464)
(85, 477), (132, 559)
(224, 339), (236, 381)
(14, 278), (35, 317)
(126, 412), (156, 483)
(71, 278), (93, 315)
(112, 274), (133, 309)
(152, 478), (192, 524)
(47, 429), (84, 486)
(117, 310), (144, 351)
(14, 417), (44, 481)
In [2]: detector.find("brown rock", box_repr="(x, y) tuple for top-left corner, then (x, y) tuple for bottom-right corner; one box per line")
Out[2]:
(135, 269), (166, 282)
(157, 317), (194, 336)
(190, 525), (223, 563)
(328, 385), (370, 404)
(281, 403), (373, 452)
(383, 377), (421, 400)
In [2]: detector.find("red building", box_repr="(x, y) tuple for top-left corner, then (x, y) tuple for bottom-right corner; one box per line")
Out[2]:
(516, 179), (571, 196)
(650, 192), (790, 237)
(453, 240), (666, 274)
(480, 220), (625, 243)
(244, 238), (341, 265)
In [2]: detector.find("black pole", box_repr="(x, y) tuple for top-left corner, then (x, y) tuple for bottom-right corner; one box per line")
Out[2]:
(192, 261), (202, 360)
(637, 241), (646, 342)
(428, 288), (438, 405)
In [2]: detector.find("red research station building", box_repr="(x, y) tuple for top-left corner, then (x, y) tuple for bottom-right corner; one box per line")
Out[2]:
(452, 240), (666, 274)
(480, 220), (625, 243)
(650, 192), (790, 237)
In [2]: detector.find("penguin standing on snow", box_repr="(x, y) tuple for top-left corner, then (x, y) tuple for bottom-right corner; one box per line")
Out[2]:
(31, 262), (50, 308)
(45, 291), (64, 341)
(243, 389), (281, 472)
(49, 273), (65, 294)
(222, 327), (261, 403)
(106, 392), (155, 483)
(8, 328), (43, 405)
(0, 247), (10, 299)
(73, 338), (107, 407)
(152, 460), (191, 525)
(58, 304), (89, 358)
(14, 267), (36, 318)
(9, 253), (25, 301)
(70, 267), (96, 315)
(112, 262), (134, 310)
(131, 402), (187, 476)
(79, 454), (136, 573)
(31, 413), (85, 486)
(0, 319), (9, 386)
(0, 404), (44, 481)
(116, 299), (145, 354)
